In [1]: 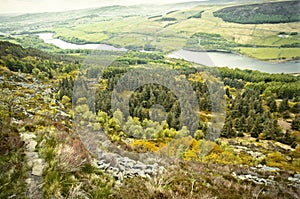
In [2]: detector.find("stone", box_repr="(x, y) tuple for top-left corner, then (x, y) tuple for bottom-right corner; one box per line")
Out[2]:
(119, 165), (125, 172)
(59, 110), (70, 118)
(134, 161), (146, 170)
(32, 159), (44, 176)
(25, 152), (39, 160)
(294, 174), (300, 178)
(259, 165), (280, 172)
(27, 140), (37, 152)
(159, 166), (165, 173)
(97, 163), (110, 170)
(25, 152), (39, 167)
(256, 178), (267, 184)
(145, 168), (153, 175)
(118, 172), (124, 181)
(137, 171), (147, 178)
(288, 177), (300, 183)
(268, 175), (275, 180)
(247, 151), (265, 159)
(20, 133), (36, 141)
(25, 178), (33, 184)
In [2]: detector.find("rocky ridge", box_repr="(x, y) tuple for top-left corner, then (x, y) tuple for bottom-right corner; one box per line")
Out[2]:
(20, 132), (45, 199)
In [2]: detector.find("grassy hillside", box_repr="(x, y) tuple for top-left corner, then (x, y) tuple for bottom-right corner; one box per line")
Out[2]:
(0, 1), (299, 198)
(0, 1), (299, 61)
(1, 42), (300, 198)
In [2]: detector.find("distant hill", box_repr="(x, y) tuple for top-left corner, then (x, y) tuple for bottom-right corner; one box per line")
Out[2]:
(213, 1), (300, 24)
(0, 4), (196, 34)
(0, 41), (54, 59)
(0, 0), (266, 34)
(0, 41), (77, 62)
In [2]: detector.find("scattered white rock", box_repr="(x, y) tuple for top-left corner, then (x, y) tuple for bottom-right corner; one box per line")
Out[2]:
(268, 175), (275, 180)
(294, 174), (300, 178)
(288, 177), (300, 183)
(247, 151), (265, 159)
(259, 165), (280, 172)
(20, 132), (36, 141)
(93, 151), (165, 180)
(234, 173), (274, 185)
(27, 140), (37, 152)
(32, 159), (45, 176)
(25, 152), (39, 167)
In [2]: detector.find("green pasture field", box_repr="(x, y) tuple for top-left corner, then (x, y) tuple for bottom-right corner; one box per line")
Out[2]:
(237, 47), (300, 61)
(1, 1), (298, 61)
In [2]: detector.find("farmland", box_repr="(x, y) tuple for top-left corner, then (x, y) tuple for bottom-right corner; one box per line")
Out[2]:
(0, 1), (299, 61)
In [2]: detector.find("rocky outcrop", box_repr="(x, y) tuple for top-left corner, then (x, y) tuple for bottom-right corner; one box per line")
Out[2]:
(288, 174), (300, 184)
(232, 167), (300, 188)
(232, 172), (276, 185)
(233, 145), (266, 159)
(254, 164), (280, 172)
(92, 152), (165, 180)
(77, 125), (166, 181)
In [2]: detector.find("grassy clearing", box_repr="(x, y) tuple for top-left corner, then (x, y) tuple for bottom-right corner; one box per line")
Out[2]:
(155, 36), (187, 52)
(250, 33), (300, 46)
(237, 47), (300, 60)
(53, 28), (109, 43)
(75, 17), (162, 35)
(105, 33), (146, 48)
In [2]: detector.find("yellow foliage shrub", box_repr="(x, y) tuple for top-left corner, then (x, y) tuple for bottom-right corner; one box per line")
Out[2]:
(163, 137), (194, 158)
(131, 140), (158, 153)
(265, 152), (295, 170)
(239, 152), (254, 165)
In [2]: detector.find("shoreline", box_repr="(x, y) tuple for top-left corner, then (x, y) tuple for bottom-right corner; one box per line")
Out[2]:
(32, 32), (300, 64)
(183, 48), (300, 64)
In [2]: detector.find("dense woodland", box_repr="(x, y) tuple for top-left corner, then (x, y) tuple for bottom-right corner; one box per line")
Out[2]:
(55, 50), (300, 148)
(186, 32), (238, 51)
(213, 1), (300, 24)
(0, 41), (80, 79)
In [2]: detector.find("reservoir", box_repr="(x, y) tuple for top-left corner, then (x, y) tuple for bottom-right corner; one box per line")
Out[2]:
(37, 33), (127, 51)
(168, 49), (300, 74)
(37, 33), (299, 74)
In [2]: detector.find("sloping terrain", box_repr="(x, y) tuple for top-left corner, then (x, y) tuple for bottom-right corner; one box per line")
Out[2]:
(213, 1), (300, 24)
(1, 41), (300, 198)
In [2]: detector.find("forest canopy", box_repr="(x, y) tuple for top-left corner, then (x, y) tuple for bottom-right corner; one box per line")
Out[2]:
(213, 1), (300, 24)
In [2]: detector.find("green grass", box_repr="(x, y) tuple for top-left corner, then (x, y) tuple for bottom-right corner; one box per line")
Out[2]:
(53, 28), (109, 43)
(0, 150), (27, 198)
(237, 47), (300, 60)
(72, 17), (162, 35)
(105, 33), (146, 47)
(155, 36), (187, 52)
(250, 34), (300, 46)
